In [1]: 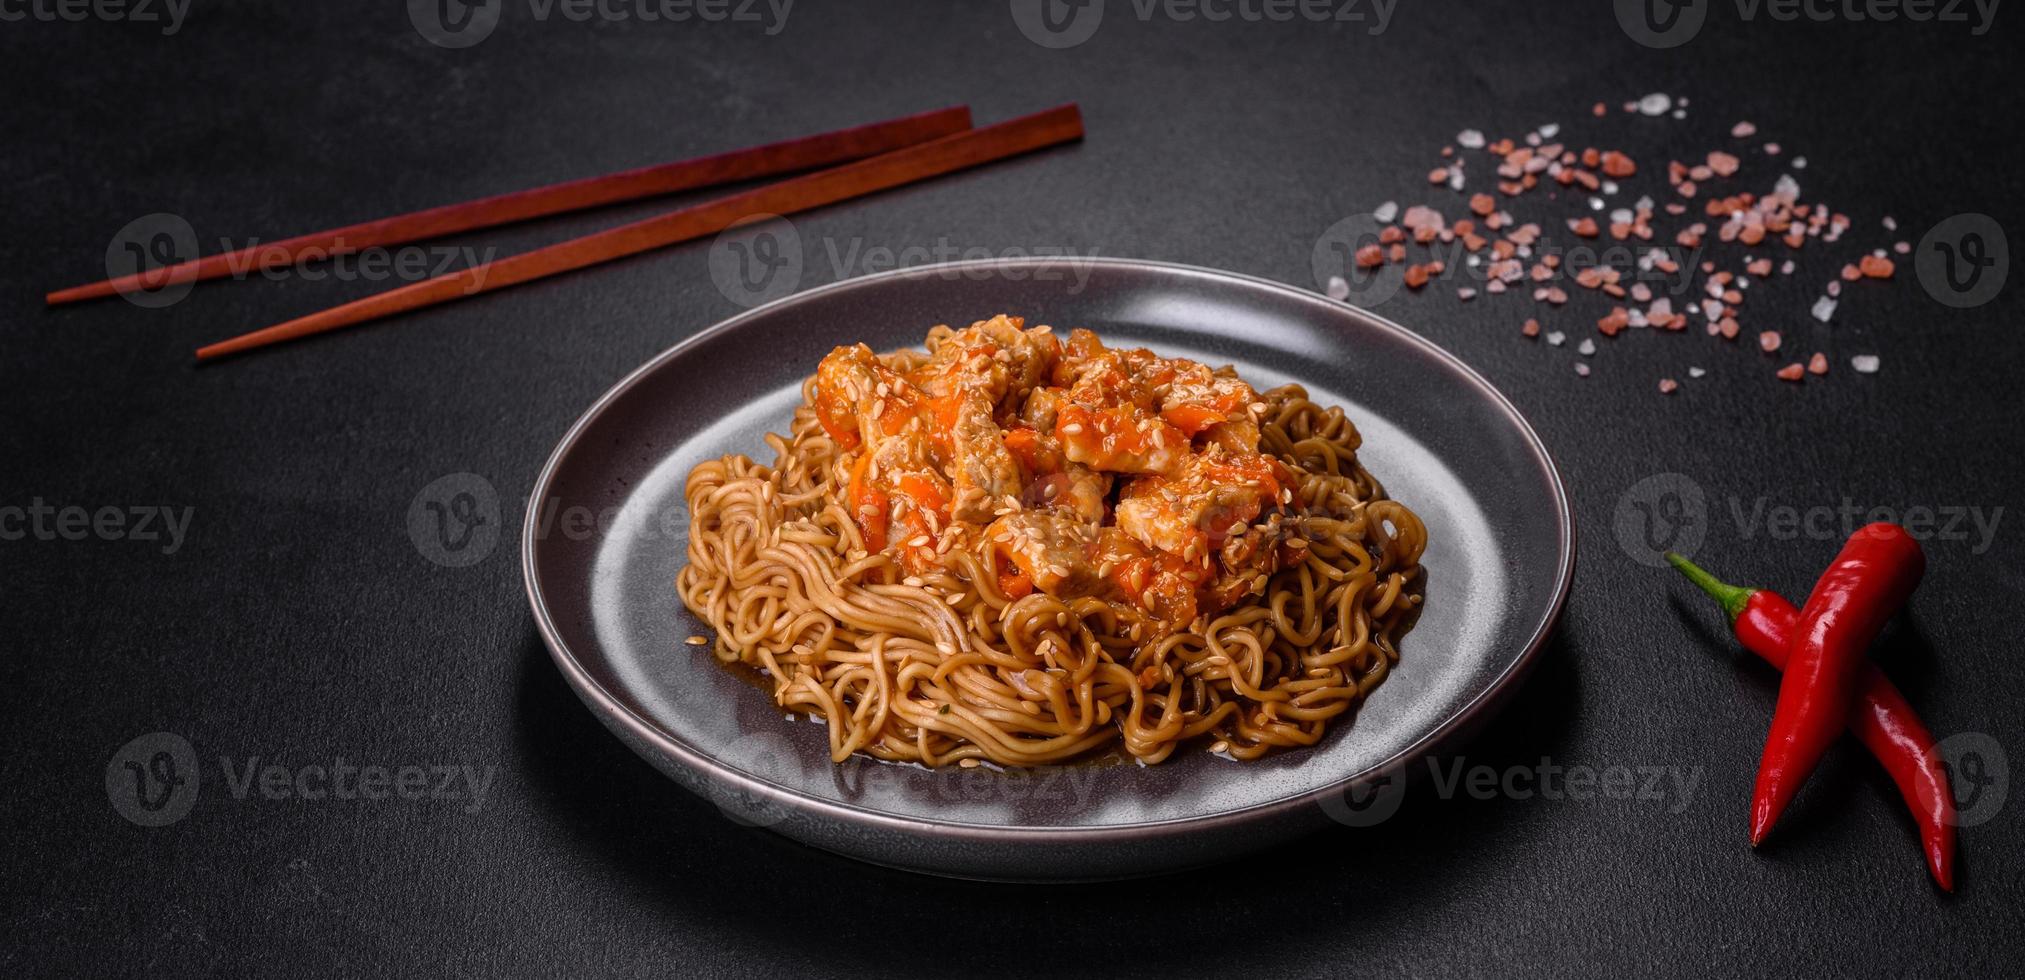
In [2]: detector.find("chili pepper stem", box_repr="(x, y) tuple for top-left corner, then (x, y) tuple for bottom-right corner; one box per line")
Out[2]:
(1665, 552), (1757, 623)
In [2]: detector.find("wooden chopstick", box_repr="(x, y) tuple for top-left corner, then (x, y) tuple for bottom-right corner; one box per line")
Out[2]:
(194, 104), (1084, 362)
(47, 106), (974, 306)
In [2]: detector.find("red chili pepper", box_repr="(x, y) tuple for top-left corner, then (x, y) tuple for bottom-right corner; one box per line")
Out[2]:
(1743, 524), (1928, 848)
(1668, 552), (1955, 890)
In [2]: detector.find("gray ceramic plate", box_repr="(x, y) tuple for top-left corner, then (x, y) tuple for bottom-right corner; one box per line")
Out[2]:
(523, 257), (1572, 881)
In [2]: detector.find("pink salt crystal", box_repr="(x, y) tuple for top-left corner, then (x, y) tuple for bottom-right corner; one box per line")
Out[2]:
(1731, 121), (1757, 138)
(1658, 379), (1680, 394)
(1759, 330), (1781, 352)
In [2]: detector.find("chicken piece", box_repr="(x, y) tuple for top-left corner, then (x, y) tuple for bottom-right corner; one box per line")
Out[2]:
(911, 315), (1058, 412)
(1113, 451), (1292, 561)
(1019, 385), (1062, 432)
(812, 343), (934, 450)
(948, 390), (1023, 523)
(988, 511), (1103, 596)
(1157, 362), (1264, 452)
(1056, 403), (1190, 476)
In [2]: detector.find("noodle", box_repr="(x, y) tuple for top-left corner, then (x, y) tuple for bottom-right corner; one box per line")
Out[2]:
(678, 319), (1426, 767)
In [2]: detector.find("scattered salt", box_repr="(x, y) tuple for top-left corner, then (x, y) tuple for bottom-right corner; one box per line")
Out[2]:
(1851, 355), (1881, 374)
(1811, 296), (1838, 323)
(1689, 367), (1707, 379)
(1373, 201), (1399, 222)
(1791, 156), (1807, 169)
(1638, 93), (1672, 116)
(1546, 331), (1566, 346)
(1578, 339), (1597, 356)
(1325, 276), (1349, 301)
(1457, 129), (1486, 149)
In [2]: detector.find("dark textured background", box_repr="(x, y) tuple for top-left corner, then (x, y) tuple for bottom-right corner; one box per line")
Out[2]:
(4, 1), (2021, 976)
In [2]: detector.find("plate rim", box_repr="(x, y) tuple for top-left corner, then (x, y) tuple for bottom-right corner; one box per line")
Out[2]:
(521, 255), (1575, 844)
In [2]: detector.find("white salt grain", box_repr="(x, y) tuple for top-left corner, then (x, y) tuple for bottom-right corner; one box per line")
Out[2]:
(1546, 331), (1567, 346)
(1325, 276), (1350, 301)
(1689, 367), (1707, 379)
(1578, 339), (1597, 356)
(1638, 93), (1672, 116)
(1811, 296), (1838, 323)
(1457, 129), (1486, 149)
(1374, 200), (1399, 222)
(1851, 355), (1881, 374)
